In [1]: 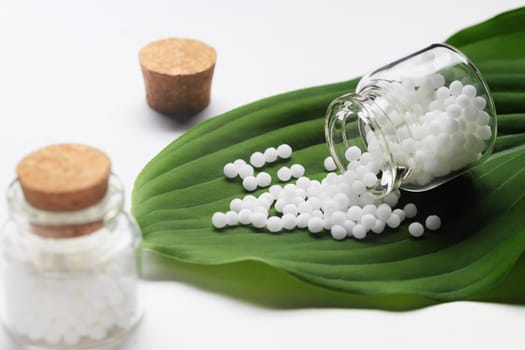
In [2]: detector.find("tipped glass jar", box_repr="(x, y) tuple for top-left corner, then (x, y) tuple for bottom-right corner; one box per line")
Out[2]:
(325, 43), (497, 197)
(0, 145), (142, 349)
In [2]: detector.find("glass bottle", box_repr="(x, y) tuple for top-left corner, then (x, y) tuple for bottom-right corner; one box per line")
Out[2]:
(0, 145), (142, 349)
(325, 43), (497, 197)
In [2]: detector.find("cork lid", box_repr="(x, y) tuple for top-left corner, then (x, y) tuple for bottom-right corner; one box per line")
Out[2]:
(139, 38), (217, 116)
(17, 144), (111, 212)
(139, 38), (216, 76)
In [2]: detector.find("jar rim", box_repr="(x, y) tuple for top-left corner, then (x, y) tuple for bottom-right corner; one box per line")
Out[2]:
(6, 173), (124, 229)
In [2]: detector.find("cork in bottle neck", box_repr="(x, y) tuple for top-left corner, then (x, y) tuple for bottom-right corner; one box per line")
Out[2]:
(16, 144), (111, 238)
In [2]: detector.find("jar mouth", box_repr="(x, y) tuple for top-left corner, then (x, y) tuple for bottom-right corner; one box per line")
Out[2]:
(324, 93), (400, 197)
(6, 174), (124, 230)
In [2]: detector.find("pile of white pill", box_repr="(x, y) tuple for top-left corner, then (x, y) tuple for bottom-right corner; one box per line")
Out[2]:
(368, 74), (491, 186)
(3, 231), (140, 347)
(213, 143), (442, 240)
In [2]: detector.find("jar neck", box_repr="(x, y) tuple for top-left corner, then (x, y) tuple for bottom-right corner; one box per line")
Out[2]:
(324, 90), (410, 197)
(6, 174), (124, 238)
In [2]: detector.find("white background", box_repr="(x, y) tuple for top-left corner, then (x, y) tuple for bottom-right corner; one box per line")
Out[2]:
(0, 0), (524, 349)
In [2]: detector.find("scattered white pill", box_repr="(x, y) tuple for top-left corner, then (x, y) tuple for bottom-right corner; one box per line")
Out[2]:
(290, 164), (305, 178)
(352, 224), (367, 239)
(242, 176), (258, 191)
(223, 162), (238, 179)
(233, 159), (246, 167)
(230, 198), (243, 212)
(225, 211), (239, 226)
(251, 212), (267, 228)
(324, 156), (337, 171)
(238, 164), (254, 179)
(392, 208), (406, 221)
(250, 152), (266, 168)
(282, 214), (297, 230)
(408, 222), (425, 237)
(238, 209), (252, 225)
(277, 144), (293, 159)
(296, 213), (311, 228)
(425, 215), (442, 231)
(264, 147), (279, 163)
(277, 167), (292, 181)
(330, 225), (347, 240)
(212, 212), (227, 229)
(386, 214), (401, 229)
(256, 172), (272, 187)
(361, 214), (376, 230)
(266, 216), (283, 232)
(282, 203), (299, 216)
(403, 203), (418, 218)
(376, 203), (392, 221)
(307, 217), (324, 233)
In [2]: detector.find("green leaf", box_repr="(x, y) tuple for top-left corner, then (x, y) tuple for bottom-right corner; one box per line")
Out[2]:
(133, 7), (525, 308)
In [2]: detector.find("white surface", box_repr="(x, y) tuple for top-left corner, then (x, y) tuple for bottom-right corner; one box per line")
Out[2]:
(0, 0), (524, 349)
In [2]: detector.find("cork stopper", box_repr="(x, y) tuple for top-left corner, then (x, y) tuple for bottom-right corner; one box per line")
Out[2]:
(139, 38), (216, 116)
(17, 144), (111, 212)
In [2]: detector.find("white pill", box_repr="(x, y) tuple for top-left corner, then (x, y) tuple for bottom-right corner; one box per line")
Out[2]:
(296, 213), (311, 228)
(436, 86), (450, 100)
(361, 204), (376, 216)
(345, 146), (362, 162)
(425, 215), (442, 231)
(449, 80), (463, 96)
(478, 125), (492, 140)
(429, 73), (446, 89)
(351, 180), (366, 195)
(223, 162), (238, 178)
(371, 220), (386, 234)
(408, 222), (425, 237)
(212, 212), (227, 229)
(238, 164), (254, 179)
(251, 213), (267, 228)
(250, 152), (266, 168)
(352, 224), (367, 239)
(225, 211), (239, 226)
(330, 225), (347, 240)
(242, 176), (258, 191)
(256, 172), (272, 187)
(361, 214), (376, 229)
(296, 176), (311, 189)
(277, 144), (293, 159)
(343, 220), (356, 236)
(403, 203), (418, 218)
(266, 216), (283, 232)
(298, 201), (313, 213)
(263, 147), (278, 163)
(230, 198), (243, 212)
(347, 206), (362, 221)
(238, 209), (252, 225)
(462, 84), (477, 98)
(362, 172), (378, 188)
(474, 96), (487, 110)
(233, 159), (246, 167)
(386, 214), (401, 229)
(331, 211), (347, 226)
(446, 104), (461, 118)
(392, 208), (406, 221)
(277, 167), (292, 181)
(324, 156), (337, 171)
(290, 164), (305, 178)
(269, 184), (283, 198)
(282, 214), (297, 230)
(283, 203), (299, 216)
(307, 217), (324, 233)
(376, 203), (392, 221)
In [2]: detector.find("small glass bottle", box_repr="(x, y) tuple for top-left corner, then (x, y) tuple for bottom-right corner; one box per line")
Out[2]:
(0, 144), (142, 349)
(325, 43), (497, 197)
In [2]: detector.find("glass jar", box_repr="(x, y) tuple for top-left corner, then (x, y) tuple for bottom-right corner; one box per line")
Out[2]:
(325, 43), (497, 197)
(0, 175), (142, 349)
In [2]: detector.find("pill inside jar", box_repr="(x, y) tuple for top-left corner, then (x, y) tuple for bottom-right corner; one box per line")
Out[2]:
(325, 43), (497, 196)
